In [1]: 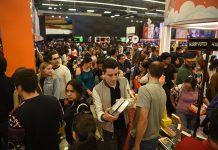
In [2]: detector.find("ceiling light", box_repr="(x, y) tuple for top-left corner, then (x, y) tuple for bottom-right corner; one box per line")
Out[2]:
(131, 20), (133, 22)
(42, 3), (59, 6)
(51, 0), (148, 10)
(65, 16), (68, 18)
(136, 20), (139, 23)
(104, 11), (112, 14)
(129, 10), (137, 13)
(125, 17), (129, 19)
(48, 7), (52, 9)
(52, 15), (54, 18)
(59, 16), (61, 18)
(156, 9), (165, 12)
(60, 7), (62, 9)
(130, 16), (134, 18)
(68, 8), (76, 11)
(140, 21), (143, 23)
(87, 10), (95, 13)
(143, 0), (165, 4)
(111, 16), (115, 18)
(54, 7), (57, 10)
(115, 14), (120, 17)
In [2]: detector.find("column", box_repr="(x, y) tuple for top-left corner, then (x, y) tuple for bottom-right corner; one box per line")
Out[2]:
(0, 0), (35, 76)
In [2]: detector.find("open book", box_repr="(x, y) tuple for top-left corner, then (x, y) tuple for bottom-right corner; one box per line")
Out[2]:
(108, 98), (129, 116)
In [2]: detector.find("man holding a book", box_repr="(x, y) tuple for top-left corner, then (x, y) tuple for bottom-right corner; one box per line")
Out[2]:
(93, 58), (134, 150)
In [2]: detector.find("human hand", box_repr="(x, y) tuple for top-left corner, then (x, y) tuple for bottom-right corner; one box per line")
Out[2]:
(103, 108), (118, 122)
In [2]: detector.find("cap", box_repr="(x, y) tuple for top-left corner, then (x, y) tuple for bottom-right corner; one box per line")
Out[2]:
(184, 52), (196, 62)
(161, 52), (171, 60)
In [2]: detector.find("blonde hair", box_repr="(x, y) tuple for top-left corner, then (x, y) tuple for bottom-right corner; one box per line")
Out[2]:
(39, 62), (54, 78)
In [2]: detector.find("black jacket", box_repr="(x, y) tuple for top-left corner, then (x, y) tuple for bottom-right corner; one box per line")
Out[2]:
(0, 74), (14, 123)
(64, 99), (90, 144)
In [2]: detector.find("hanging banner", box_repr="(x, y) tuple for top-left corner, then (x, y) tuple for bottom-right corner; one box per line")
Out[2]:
(165, 0), (218, 25)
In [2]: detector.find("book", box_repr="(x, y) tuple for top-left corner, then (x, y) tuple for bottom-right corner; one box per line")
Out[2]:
(158, 137), (174, 150)
(108, 98), (129, 116)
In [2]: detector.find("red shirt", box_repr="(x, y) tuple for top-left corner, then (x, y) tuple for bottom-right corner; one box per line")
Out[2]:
(175, 137), (216, 150)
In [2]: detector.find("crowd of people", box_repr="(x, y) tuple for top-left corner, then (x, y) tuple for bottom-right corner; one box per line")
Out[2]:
(0, 40), (218, 150)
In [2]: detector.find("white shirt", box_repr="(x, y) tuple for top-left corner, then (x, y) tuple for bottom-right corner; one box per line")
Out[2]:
(53, 65), (71, 99)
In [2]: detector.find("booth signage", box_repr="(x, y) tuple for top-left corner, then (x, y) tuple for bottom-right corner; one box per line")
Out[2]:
(188, 38), (218, 50)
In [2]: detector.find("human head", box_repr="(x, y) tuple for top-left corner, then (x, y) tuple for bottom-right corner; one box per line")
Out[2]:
(109, 48), (118, 57)
(80, 56), (93, 69)
(210, 55), (217, 64)
(117, 54), (125, 64)
(208, 107), (218, 146)
(183, 76), (197, 91)
(175, 57), (184, 67)
(0, 53), (7, 74)
(139, 61), (150, 72)
(48, 50), (60, 68)
(39, 62), (53, 77)
(102, 58), (119, 87)
(66, 79), (84, 101)
(12, 68), (38, 95)
(209, 59), (218, 71)
(184, 52), (196, 68)
(161, 52), (171, 65)
(125, 51), (131, 59)
(176, 47), (183, 55)
(148, 61), (164, 79)
(72, 113), (97, 150)
(96, 57), (104, 69)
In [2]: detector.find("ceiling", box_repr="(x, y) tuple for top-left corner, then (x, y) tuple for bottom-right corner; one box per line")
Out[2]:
(35, 0), (165, 23)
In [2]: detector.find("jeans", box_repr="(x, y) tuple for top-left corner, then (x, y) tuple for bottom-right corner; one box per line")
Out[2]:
(101, 128), (128, 150)
(129, 136), (159, 150)
(176, 111), (196, 131)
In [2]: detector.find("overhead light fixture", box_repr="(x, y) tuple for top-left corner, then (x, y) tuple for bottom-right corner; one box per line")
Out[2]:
(54, 7), (57, 10)
(125, 17), (129, 19)
(51, 0), (148, 10)
(59, 16), (61, 18)
(143, 0), (165, 4)
(60, 7), (62, 9)
(129, 10), (137, 13)
(48, 7), (52, 9)
(140, 21), (143, 23)
(131, 20), (133, 22)
(156, 9), (165, 12)
(65, 16), (68, 18)
(68, 8), (76, 11)
(145, 12), (157, 15)
(42, 3), (59, 6)
(87, 10), (95, 13)
(130, 16), (134, 18)
(104, 11), (112, 14)
(136, 20), (139, 23)
(111, 16), (115, 18)
(114, 14), (120, 17)
(51, 15), (55, 18)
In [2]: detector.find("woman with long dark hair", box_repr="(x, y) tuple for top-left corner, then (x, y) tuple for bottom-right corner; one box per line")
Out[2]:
(64, 79), (90, 149)
(75, 57), (95, 97)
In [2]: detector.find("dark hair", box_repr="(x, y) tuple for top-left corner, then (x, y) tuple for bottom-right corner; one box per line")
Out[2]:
(47, 50), (59, 61)
(209, 55), (216, 64)
(109, 48), (117, 56)
(176, 47), (182, 51)
(117, 54), (125, 60)
(148, 61), (164, 78)
(125, 51), (130, 56)
(66, 79), (84, 96)
(96, 57), (104, 64)
(102, 58), (118, 73)
(80, 57), (92, 67)
(72, 114), (98, 150)
(12, 68), (38, 93)
(208, 107), (218, 143)
(209, 59), (218, 71)
(184, 76), (197, 90)
(141, 61), (150, 71)
(0, 53), (7, 73)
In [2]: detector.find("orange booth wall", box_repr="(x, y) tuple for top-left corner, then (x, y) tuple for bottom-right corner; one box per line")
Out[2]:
(0, 0), (36, 76)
